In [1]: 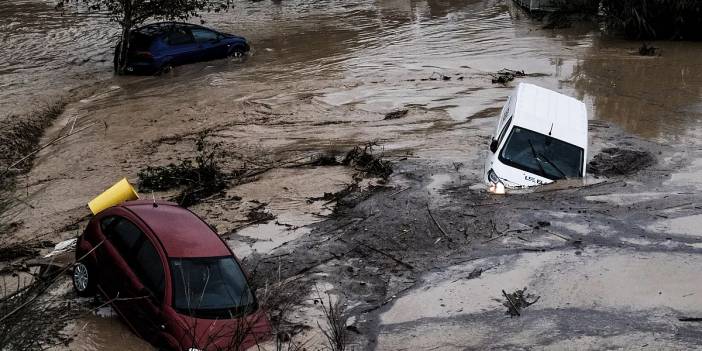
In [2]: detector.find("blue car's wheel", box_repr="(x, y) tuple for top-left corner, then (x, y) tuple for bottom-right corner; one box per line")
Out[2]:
(156, 62), (173, 75)
(228, 46), (247, 58)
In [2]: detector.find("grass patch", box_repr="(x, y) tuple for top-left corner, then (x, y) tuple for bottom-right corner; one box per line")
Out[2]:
(0, 101), (67, 189)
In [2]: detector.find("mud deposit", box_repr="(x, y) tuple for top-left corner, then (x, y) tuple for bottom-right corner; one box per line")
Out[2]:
(588, 147), (656, 176)
(2, 0), (702, 350)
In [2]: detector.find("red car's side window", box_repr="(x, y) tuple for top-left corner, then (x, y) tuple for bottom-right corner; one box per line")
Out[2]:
(133, 239), (166, 301)
(101, 215), (166, 301)
(105, 217), (143, 258)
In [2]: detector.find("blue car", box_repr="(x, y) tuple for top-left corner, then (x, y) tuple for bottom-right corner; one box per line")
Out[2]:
(115, 22), (250, 74)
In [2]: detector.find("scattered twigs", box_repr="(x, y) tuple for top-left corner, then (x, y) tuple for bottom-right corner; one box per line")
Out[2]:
(356, 241), (414, 271)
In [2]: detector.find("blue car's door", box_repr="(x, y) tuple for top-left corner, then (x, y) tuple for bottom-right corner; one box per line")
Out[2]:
(163, 27), (200, 65)
(191, 28), (227, 60)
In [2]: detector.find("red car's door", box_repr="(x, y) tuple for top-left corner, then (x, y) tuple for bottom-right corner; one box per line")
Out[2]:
(99, 216), (164, 340)
(97, 216), (141, 306)
(120, 233), (167, 342)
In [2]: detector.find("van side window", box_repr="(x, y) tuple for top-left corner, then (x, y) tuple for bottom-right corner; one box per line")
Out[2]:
(108, 218), (143, 258)
(497, 116), (513, 145)
(133, 238), (165, 300)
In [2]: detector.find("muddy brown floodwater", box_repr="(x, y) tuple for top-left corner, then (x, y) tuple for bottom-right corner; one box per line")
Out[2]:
(2, 0), (702, 350)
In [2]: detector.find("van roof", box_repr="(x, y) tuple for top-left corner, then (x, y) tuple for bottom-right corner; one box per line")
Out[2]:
(511, 83), (588, 148)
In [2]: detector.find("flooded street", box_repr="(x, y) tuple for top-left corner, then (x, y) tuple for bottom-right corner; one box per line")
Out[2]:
(2, 0), (702, 350)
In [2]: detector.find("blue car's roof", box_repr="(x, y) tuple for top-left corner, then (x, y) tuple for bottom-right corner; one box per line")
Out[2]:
(135, 22), (212, 37)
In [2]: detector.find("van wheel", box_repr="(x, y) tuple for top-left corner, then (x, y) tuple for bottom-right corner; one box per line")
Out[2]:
(73, 261), (96, 297)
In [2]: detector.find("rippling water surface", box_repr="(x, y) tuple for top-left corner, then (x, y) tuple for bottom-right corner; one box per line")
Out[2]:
(2, 0), (701, 139)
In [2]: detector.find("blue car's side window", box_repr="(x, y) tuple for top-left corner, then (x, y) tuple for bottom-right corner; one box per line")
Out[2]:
(166, 29), (195, 46)
(192, 29), (218, 43)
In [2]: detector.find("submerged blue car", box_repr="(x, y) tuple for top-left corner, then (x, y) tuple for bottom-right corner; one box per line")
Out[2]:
(115, 22), (250, 74)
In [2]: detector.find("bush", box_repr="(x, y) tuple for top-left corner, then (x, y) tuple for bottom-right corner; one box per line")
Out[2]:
(138, 133), (227, 207)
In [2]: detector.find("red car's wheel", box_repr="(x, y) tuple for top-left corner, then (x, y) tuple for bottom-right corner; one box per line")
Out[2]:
(73, 261), (96, 297)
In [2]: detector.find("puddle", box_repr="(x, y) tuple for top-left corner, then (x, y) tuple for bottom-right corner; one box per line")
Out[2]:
(229, 220), (311, 259)
(225, 166), (353, 258)
(666, 157), (702, 190)
(550, 221), (591, 236)
(648, 214), (702, 238)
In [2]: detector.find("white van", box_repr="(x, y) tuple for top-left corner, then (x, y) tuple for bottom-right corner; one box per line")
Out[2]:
(484, 83), (588, 194)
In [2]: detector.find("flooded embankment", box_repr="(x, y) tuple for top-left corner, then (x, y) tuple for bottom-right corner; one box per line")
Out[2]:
(2, 0), (702, 350)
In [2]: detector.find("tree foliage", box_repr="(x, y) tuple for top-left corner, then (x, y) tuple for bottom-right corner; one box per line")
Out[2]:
(601, 0), (702, 39)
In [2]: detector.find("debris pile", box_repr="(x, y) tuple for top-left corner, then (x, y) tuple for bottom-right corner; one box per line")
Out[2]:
(247, 202), (275, 223)
(588, 147), (655, 176)
(491, 69), (526, 84)
(638, 43), (659, 56)
(384, 109), (409, 120)
(138, 133), (228, 206)
(342, 143), (393, 179)
(501, 287), (540, 317)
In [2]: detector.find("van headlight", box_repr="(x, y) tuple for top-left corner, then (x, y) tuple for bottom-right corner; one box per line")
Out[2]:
(487, 169), (506, 195)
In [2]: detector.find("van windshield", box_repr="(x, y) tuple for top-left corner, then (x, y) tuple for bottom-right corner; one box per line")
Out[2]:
(499, 126), (583, 180)
(170, 257), (255, 319)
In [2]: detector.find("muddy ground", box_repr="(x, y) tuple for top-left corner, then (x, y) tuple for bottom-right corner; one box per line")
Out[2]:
(2, 0), (702, 350)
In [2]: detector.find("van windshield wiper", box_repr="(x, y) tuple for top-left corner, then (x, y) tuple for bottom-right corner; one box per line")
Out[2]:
(538, 152), (568, 179)
(528, 139), (547, 177)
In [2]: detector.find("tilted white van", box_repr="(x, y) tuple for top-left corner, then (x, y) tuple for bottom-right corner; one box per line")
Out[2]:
(484, 83), (588, 194)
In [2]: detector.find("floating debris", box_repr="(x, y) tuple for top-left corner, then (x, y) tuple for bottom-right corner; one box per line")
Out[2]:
(491, 69), (526, 84)
(501, 287), (540, 317)
(639, 43), (659, 56)
(384, 109), (409, 120)
(342, 143), (393, 179)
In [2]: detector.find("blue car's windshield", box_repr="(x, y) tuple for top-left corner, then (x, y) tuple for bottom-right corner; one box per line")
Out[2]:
(170, 257), (255, 318)
(499, 126), (584, 180)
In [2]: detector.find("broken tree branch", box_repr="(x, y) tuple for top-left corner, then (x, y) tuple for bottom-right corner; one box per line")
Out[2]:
(427, 203), (452, 243)
(502, 289), (520, 317)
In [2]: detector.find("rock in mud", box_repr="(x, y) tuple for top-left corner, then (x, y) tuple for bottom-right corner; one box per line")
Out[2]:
(588, 147), (655, 176)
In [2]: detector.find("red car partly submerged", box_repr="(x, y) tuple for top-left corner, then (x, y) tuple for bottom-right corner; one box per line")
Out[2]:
(72, 200), (270, 350)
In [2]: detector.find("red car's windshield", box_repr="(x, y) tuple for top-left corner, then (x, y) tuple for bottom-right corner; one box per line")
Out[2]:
(170, 256), (255, 318)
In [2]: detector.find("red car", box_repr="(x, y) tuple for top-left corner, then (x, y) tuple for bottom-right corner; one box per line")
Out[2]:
(72, 200), (270, 350)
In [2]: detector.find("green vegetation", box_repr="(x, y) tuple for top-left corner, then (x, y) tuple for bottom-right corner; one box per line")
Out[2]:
(602, 0), (702, 39)
(138, 133), (228, 207)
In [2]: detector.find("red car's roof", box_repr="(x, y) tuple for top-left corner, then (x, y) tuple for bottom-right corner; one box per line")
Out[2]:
(121, 201), (231, 258)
